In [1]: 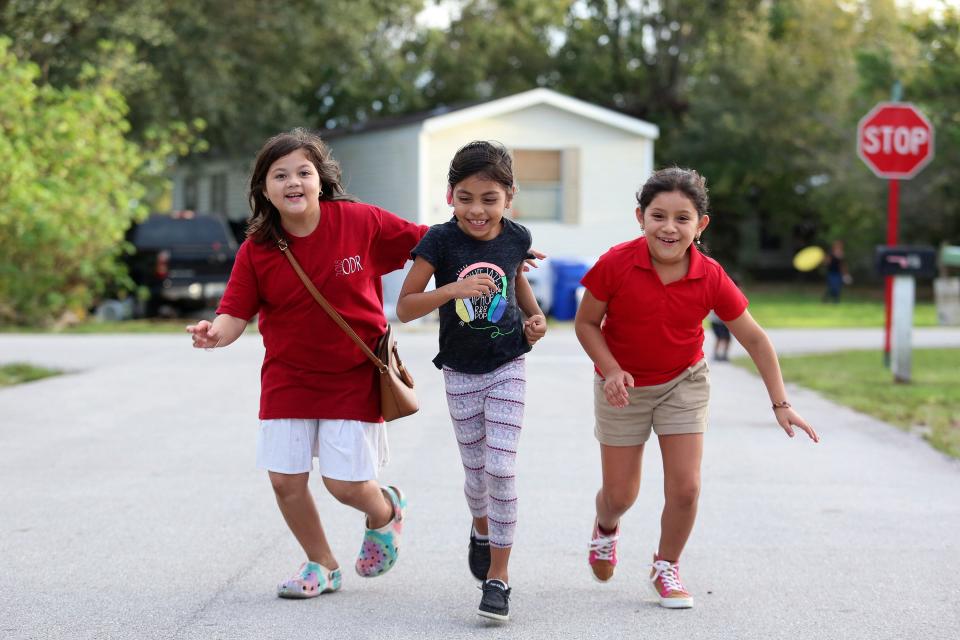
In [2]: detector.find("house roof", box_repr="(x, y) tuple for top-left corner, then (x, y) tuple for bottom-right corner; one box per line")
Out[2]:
(323, 88), (659, 140)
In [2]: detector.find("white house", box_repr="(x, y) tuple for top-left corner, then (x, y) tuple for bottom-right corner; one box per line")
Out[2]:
(172, 88), (659, 312)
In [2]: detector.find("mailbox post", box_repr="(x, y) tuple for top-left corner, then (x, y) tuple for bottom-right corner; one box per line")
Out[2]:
(875, 246), (937, 382)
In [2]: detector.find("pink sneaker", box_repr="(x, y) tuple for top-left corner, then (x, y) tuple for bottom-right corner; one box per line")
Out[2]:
(649, 554), (694, 608)
(588, 519), (619, 582)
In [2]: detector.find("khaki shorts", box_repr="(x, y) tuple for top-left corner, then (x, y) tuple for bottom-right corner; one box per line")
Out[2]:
(594, 359), (710, 446)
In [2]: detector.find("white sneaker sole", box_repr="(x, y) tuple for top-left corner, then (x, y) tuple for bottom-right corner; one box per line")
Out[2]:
(649, 581), (693, 608)
(478, 609), (509, 622)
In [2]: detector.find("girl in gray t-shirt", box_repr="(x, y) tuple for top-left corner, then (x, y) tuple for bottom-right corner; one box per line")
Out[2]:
(397, 141), (546, 622)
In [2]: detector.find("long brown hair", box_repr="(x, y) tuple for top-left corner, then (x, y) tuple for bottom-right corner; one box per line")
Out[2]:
(246, 128), (355, 244)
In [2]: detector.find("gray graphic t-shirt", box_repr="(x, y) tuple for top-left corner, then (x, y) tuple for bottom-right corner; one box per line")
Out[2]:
(412, 217), (533, 374)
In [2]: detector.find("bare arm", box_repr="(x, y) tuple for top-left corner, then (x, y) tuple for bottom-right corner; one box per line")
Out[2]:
(396, 256), (497, 323)
(574, 290), (632, 407)
(515, 267), (546, 344)
(725, 310), (819, 442)
(185, 314), (248, 349)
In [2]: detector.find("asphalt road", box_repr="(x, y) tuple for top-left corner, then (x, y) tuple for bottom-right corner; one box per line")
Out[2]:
(1, 326), (958, 639)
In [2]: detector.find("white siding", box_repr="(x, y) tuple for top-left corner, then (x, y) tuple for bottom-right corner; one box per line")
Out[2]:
(326, 125), (424, 318)
(425, 103), (655, 257)
(327, 124), (421, 222)
(172, 159), (252, 223)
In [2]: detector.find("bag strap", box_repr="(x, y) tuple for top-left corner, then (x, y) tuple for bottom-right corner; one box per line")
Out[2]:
(278, 239), (387, 373)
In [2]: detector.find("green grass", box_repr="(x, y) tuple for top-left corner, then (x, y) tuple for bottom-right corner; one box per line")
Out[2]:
(732, 348), (960, 458)
(0, 363), (63, 387)
(745, 287), (939, 328)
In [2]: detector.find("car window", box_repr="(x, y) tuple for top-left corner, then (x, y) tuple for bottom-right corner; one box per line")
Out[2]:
(134, 217), (233, 248)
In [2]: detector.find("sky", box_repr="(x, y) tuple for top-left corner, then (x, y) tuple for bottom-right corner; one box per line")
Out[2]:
(417, 0), (956, 28)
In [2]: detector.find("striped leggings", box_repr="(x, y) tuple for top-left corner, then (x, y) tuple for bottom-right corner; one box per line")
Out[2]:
(443, 357), (525, 548)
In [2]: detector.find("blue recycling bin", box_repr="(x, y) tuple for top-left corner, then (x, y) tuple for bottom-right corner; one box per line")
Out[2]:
(551, 258), (589, 321)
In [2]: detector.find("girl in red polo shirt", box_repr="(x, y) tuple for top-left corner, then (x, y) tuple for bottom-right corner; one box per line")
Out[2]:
(575, 167), (819, 609)
(186, 128), (426, 599)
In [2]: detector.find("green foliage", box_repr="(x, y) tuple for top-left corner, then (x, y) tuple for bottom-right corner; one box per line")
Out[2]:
(402, 0), (566, 106)
(902, 3), (960, 245)
(0, 38), (193, 325)
(0, 0), (427, 153)
(1, 0), (956, 292)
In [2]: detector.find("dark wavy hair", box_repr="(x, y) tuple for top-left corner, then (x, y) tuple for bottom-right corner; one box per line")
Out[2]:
(447, 140), (514, 192)
(636, 167), (709, 217)
(246, 128), (355, 244)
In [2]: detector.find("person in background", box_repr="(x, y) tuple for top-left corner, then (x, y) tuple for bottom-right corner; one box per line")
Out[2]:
(823, 239), (851, 303)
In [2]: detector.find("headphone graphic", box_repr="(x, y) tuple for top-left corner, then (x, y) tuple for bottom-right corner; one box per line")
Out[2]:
(455, 262), (508, 324)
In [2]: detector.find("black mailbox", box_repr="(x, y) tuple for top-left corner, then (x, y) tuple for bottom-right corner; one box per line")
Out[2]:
(875, 246), (937, 277)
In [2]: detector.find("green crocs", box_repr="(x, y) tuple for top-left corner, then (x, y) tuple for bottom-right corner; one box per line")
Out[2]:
(277, 561), (342, 599)
(355, 485), (406, 577)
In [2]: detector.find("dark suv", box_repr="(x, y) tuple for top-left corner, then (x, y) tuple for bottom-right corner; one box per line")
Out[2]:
(126, 211), (238, 316)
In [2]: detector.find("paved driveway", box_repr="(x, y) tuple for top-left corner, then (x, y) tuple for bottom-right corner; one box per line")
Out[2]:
(1, 327), (958, 639)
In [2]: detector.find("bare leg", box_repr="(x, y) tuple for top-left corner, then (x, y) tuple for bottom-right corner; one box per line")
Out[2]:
(322, 477), (394, 528)
(488, 546), (512, 583)
(473, 515), (489, 536)
(269, 471), (338, 569)
(656, 433), (704, 561)
(596, 443), (645, 531)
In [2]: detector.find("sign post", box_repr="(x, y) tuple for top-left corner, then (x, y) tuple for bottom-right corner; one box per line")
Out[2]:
(875, 246), (937, 383)
(856, 102), (934, 366)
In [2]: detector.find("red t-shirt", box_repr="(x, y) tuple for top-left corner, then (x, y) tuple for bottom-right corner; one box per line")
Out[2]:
(580, 236), (748, 386)
(217, 200), (428, 421)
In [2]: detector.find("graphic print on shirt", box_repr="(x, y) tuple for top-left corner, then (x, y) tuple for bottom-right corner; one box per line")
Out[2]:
(334, 255), (363, 277)
(454, 262), (514, 338)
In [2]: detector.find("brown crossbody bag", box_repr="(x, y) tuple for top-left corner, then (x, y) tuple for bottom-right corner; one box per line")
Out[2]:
(278, 239), (418, 422)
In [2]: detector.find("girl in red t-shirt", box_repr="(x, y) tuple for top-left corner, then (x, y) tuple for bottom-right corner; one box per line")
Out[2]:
(575, 167), (819, 609)
(186, 129), (426, 599)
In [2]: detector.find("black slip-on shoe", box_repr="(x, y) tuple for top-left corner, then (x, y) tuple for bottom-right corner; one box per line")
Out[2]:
(478, 579), (511, 621)
(468, 527), (491, 581)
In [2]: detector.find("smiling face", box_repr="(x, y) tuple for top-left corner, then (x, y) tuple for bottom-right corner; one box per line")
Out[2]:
(637, 190), (710, 266)
(263, 149), (322, 227)
(451, 174), (512, 241)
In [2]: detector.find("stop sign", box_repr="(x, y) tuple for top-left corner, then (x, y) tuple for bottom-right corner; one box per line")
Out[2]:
(857, 102), (934, 179)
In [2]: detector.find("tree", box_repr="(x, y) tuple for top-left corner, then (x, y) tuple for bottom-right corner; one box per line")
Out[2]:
(0, 39), (183, 325)
(901, 2), (960, 245)
(0, 0), (428, 154)
(655, 0), (918, 270)
(402, 0), (567, 107)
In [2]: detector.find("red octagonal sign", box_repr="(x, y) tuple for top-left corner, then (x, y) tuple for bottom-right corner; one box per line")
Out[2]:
(857, 102), (934, 180)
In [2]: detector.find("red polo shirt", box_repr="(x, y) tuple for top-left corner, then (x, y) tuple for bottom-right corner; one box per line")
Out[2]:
(217, 200), (428, 422)
(580, 236), (748, 386)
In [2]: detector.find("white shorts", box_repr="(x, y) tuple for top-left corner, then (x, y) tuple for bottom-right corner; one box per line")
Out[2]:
(255, 419), (389, 481)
